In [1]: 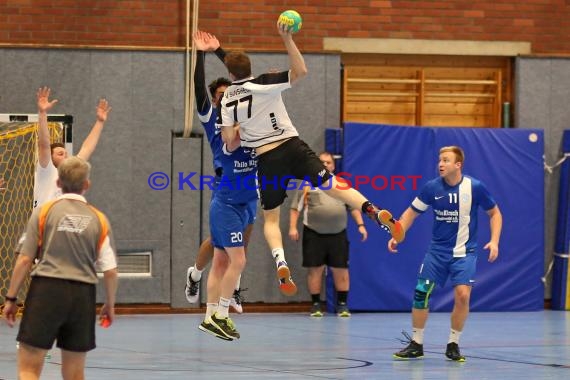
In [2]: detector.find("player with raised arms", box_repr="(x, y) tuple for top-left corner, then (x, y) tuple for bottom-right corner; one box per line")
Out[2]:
(219, 12), (405, 295)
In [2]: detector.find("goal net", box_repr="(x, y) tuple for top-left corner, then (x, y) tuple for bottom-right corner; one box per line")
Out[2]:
(0, 115), (71, 312)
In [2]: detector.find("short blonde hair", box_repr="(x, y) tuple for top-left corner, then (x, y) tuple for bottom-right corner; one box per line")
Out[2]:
(439, 146), (465, 165)
(57, 156), (91, 194)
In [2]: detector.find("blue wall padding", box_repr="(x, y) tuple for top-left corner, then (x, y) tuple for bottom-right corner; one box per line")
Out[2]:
(552, 130), (570, 310)
(342, 123), (544, 311)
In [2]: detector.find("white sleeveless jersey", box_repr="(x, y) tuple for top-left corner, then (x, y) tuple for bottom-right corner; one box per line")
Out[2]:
(220, 71), (299, 148)
(33, 161), (61, 209)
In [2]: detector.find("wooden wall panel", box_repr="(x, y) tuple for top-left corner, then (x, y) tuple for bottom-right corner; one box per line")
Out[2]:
(342, 54), (512, 127)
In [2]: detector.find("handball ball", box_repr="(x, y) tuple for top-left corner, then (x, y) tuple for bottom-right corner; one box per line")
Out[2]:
(278, 10), (303, 33)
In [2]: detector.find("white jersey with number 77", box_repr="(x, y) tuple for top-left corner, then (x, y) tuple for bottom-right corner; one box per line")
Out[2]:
(220, 70), (300, 148)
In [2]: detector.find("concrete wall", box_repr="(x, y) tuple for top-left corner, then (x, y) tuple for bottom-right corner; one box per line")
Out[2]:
(516, 56), (570, 298)
(0, 47), (340, 304)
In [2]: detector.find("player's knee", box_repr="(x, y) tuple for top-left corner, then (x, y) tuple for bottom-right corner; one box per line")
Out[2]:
(413, 278), (435, 309)
(454, 286), (471, 306)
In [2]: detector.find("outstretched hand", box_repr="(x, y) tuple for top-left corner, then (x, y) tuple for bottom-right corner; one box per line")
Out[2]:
(37, 86), (58, 113)
(96, 98), (112, 122)
(193, 30), (221, 52)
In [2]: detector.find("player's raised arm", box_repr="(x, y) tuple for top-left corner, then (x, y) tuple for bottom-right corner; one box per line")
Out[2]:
(77, 98), (111, 161)
(37, 87), (59, 168)
(277, 20), (307, 84)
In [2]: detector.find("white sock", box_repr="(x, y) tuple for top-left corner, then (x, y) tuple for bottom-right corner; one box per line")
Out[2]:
(412, 327), (425, 345)
(448, 328), (462, 344)
(217, 297), (231, 318)
(235, 274), (241, 291)
(271, 248), (286, 266)
(191, 265), (204, 282)
(205, 303), (218, 320)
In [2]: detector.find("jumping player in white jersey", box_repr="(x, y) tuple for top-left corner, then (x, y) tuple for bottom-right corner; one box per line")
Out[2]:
(219, 20), (405, 296)
(390, 146), (502, 362)
(34, 87), (111, 209)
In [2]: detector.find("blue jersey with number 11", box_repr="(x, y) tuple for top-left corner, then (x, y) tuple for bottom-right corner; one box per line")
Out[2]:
(410, 175), (496, 257)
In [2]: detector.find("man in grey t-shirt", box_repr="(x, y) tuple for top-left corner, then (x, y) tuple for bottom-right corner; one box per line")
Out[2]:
(289, 152), (368, 317)
(2, 156), (118, 380)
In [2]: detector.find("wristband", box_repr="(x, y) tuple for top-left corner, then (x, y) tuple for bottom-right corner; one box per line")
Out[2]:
(5, 296), (17, 303)
(357, 224), (365, 227)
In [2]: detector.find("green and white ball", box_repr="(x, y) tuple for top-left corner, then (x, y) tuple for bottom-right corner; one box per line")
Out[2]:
(278, 10), (303, 33)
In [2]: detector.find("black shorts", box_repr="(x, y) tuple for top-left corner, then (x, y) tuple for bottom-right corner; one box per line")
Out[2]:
(302, 226), (349, 268)
(17, 276), (97, 352)
(257, 137), (333, 210)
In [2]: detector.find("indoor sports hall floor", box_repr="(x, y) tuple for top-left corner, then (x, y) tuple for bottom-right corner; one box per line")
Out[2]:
(0, 310), (569, 379)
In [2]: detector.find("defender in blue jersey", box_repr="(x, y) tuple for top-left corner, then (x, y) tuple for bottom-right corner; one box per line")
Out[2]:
(389, 146), (502, 362)
(184, 31), (256, 323)
(201, 137), (258, 341)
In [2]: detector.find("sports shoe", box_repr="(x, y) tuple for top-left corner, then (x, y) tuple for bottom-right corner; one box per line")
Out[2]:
(363, 202), (405, 243)
(185, 266), (200, 304)
(208, 312), (240, 340)
(276, 261), (297, 296)
(393, 340), (424, 360)
(230, 288), (247, 314)
(310, 302), (323, 317)
(198, 320), (233, 341)
(445, 342), (466, 362)
(336, 303), (351, 318)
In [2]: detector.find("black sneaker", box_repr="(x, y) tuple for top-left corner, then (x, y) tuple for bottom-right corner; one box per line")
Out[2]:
(310, 302), (323, 317)
(362, 202), (405, 243)
(198, 320), (233, 341)
(208, 312), (240, 340)
(445, 342), (466, 362)
(336, 303), (351, 318)
(185, 266), (200, 304)
(393, 340), (424, 360)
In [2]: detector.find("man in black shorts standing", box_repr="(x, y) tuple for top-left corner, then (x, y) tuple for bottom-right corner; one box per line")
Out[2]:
(220, 20), (405, 295)
(289, 152), (368, 317)
(2, 156), (118, 380)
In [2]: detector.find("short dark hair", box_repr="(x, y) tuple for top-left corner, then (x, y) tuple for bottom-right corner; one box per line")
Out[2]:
(224, 51), (251, 80)
(50, 142), (65, 154)
(208, 77), (232, 98)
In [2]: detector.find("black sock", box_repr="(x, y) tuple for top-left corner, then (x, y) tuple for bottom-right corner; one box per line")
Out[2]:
(311, 294), (321, 304)
(337, 291), (348, 305)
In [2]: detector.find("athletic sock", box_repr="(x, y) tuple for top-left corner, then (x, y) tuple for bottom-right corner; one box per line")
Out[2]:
(205, 303), (218, 321)
(311, 293), (321, 304)
(337, 291), (348, 304)
(217, 297), (231, 318)
(448, 328), (462, 344)
(191, 265), (204, 282)
(271, 248), (286, 266)
(412, 327), (425, 345)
